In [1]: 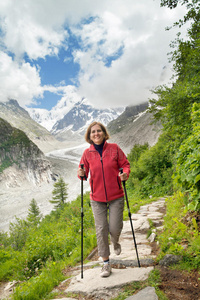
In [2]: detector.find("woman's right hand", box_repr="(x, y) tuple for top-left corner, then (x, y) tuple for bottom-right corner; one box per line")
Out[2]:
(77, 168), (85, 177)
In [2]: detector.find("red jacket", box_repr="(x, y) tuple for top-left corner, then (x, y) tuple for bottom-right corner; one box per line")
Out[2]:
(78, 142), (130, 202)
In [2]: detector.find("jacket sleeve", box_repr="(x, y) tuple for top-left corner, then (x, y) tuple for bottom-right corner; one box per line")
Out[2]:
(117, 145), (131, 179)
(78, 149), (89, 181)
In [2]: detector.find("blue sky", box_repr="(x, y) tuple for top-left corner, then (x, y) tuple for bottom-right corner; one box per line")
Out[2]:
(0, 0), (187, 111)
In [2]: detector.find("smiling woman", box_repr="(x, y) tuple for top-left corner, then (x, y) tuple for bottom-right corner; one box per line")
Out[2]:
(77, 121), (130, 277)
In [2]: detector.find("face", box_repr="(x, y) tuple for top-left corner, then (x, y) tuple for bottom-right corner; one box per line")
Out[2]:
(90, 124), (105, 145)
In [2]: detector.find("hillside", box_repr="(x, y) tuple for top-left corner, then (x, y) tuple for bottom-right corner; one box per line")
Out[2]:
(0, 118), (55, 187)
(0, 100), (66, 153)
(107, 102), (149, 134)
(110, 110), (162, 154)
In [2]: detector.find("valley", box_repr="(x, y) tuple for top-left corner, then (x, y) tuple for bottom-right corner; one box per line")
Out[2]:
(0, 142), (90, 232)
(0, 100), (161, 233)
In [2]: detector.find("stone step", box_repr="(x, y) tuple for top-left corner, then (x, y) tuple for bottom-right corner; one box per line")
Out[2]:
(51, 198), (166, 300)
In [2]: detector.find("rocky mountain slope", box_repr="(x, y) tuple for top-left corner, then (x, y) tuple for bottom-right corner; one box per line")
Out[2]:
(107, 102), (149, 134)
(108, 103), (162, 154)
(0, 118), (55, 188)
(0, 100), (65, 153)
(110, 109), (162, 154)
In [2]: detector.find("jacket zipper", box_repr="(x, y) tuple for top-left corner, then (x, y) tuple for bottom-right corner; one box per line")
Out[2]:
(100, 157), (108, 201)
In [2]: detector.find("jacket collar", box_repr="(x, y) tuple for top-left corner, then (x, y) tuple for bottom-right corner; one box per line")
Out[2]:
(89, 140), (108, 151)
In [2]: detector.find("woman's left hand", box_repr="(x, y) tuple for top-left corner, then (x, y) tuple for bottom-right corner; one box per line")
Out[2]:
(119, 172), (127, 182)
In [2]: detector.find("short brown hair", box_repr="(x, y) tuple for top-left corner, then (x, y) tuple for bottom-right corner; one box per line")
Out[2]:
(85, 121), (110, 144)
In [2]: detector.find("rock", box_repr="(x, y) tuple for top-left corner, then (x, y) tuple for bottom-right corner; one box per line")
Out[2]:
(148, 232), (156, 243)
(4, 280), (18, 291)
(65, 267), (154, 295)
(125, 286), (158, 299)
(159, 254), (182, 266)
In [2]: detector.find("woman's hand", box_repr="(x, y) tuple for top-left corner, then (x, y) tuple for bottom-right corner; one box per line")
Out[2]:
(77, 167), (86, 177)
(119, 172), (127, 182)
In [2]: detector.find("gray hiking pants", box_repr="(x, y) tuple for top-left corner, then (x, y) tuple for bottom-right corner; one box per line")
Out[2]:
(90, 197), (124, 258)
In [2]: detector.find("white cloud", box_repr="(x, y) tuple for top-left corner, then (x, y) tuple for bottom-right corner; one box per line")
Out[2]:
(0, 0), (188, 108)
(72, 1), (187, 107)
(0, 52), (42, 106)
(0, 0), (68, 60)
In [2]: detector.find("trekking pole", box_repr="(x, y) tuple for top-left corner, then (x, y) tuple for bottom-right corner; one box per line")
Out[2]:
(119, 168), (141, 267)
(80, 163), (84, 278)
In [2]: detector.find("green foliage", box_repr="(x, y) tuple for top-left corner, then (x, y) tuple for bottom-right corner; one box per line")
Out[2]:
(0, 191), (96, 298)
(49, 177), (68, 209)
(127, 143), (149, 188)
(149, 12), (200, 144)
(0, 118), (41, 173)
(0, 156), (13, 172)
(160, 0), (200, 25)
(127, 143), (149, 166)
(157, 192), (200, 269)
(0, 246), (25, 281)
(127, 141), (173, 197)
(27, 199), (42, 226)
(146, 3), (200, 212)
(9, 218), (30, 251)
(13, 261), (65, 300)
(0, 123), (31, 151)
(174, 103), (200, 212)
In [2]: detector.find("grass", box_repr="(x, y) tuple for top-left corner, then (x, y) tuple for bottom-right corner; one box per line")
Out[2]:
(1, 190), (199, 300)
(110, 269), (168, 300)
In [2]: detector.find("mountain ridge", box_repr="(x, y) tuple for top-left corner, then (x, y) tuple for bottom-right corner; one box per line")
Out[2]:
(0, 118), (55, 188)
(27, 96), (124, 137)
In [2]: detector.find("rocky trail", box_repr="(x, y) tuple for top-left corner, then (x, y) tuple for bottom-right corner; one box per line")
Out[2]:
(50, 197), (200, 300)
(2, 197), (200, 300)
(50, 198), (166, 300)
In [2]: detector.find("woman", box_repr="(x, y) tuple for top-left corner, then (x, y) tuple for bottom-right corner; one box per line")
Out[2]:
(77, 121), (130, 277)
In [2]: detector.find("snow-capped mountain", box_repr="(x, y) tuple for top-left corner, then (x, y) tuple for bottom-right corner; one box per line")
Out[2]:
(27, 86), (80, 132)
(28, 88), (124, 136)
(51, 98), (123, 134)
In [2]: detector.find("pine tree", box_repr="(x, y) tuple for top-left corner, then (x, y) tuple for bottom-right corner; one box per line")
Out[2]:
(27, 198), (42, 225)
(50, 177), (68, 209)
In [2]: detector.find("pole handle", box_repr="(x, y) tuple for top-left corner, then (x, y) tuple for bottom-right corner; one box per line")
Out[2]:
(80, 163), (87, 180)
(119, 168), (125, 183)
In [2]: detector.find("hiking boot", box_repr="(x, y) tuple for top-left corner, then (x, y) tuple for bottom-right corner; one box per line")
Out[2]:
(114, 243), (121, 255)
(100, 263), (112, 277)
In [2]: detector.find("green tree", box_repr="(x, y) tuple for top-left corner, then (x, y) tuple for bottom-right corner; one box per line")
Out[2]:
(160, 0), (200, 25)
(149, 2), (200, 150)
(129, 1), (200, 199)
(9, 217), (29, 250)
(173, 103), (200, 212)
(27, 199), (42, 225)
(50, 177), (68, 209)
